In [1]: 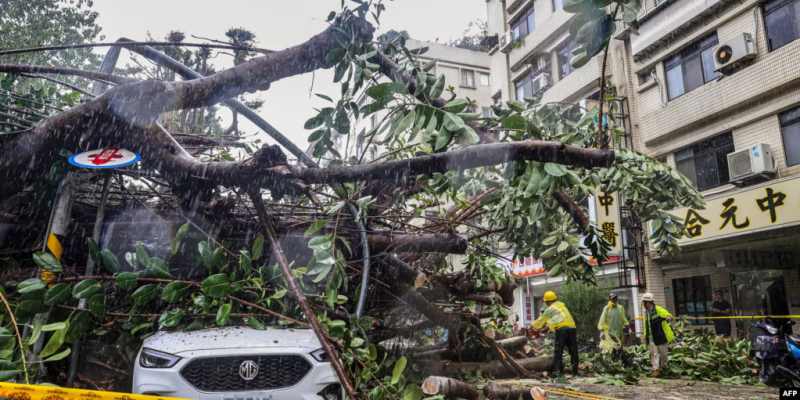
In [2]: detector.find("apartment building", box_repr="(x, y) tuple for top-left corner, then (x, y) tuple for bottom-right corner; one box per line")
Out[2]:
(485, 0), (644, 330)
(614, 0), (800, 336)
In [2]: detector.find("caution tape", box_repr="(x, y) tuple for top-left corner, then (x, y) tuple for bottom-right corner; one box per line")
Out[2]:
(544, 386), (621, 400)
(0, 382), (186, 400)
(635, 314), (800, 320)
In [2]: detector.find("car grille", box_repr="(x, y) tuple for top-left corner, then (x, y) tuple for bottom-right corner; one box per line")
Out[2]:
(180, 355), (312, 392)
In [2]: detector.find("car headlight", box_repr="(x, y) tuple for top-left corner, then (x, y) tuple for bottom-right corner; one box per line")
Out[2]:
(310, 348), (329, 362)
(139, 348), (181, 368)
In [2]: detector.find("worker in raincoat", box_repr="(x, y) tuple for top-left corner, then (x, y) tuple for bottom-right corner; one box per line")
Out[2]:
(597, 292), (629, 364)
(531, 290), (578, 377)
(642, 292), (674, 377)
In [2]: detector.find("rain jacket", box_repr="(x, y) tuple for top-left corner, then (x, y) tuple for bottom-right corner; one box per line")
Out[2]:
(597, 301), (629, 343)
(531, 301), (576, 331)
(644, 305), (674, 345)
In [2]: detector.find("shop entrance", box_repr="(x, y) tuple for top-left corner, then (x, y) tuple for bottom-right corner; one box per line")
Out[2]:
(731, 270), (791, 335)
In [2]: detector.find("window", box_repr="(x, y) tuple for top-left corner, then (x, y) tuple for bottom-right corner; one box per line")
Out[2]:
(664, 33), (719, 100)
(556, 39), (576, 79)
(765, 0), (800, 51)
(780, 106), (800, 166)
(638, 68), (654, 85)
(511, 8), (535, 42)
(552, 0), (563, 12)
(479, 72), (490, 86)
(673, 276), (712, 325)
(675, 132), (734, 191)
(460, 69), (476, 88)
(514, 70), (550, 100)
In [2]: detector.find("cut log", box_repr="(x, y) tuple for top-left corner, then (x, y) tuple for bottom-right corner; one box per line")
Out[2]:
(421, 376), (479, 400)
(416, 356), (552, 378)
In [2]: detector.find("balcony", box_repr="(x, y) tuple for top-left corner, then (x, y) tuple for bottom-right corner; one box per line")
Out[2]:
(508, 11), (572, 71)
(506, 0), (531, 15)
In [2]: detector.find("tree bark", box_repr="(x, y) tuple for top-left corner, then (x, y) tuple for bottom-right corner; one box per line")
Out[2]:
(421, 376), (479, 400)
(289, 140), (614, 184)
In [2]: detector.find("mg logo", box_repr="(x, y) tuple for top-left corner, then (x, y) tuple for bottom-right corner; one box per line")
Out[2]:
(239, 360), (259, 381)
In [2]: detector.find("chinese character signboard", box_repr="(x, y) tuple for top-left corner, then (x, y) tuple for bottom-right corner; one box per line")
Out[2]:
(595, 191), (623, 255)
(673, 177), (800, 245)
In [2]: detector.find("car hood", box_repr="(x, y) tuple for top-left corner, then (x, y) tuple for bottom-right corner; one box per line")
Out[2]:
(143, 326), (322, 354)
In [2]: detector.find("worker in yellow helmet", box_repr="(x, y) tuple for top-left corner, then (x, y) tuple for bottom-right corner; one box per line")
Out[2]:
(531, 290), (578, 377)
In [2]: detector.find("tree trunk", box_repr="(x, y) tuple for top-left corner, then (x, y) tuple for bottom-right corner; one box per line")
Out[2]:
(421, 376), (479, 400)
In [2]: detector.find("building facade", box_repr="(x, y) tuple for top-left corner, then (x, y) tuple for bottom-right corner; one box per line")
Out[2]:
(484, 0), (644, 331)
(614, 0), (800, 336)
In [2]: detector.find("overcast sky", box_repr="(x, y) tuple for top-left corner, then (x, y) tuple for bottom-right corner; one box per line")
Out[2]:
(92, 0), (486, 154)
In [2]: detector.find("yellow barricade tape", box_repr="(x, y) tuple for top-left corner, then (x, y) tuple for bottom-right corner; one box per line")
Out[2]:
(544, 386), (621, 400)
(635, 314), (800, 321)
(0, 382), (186, 400)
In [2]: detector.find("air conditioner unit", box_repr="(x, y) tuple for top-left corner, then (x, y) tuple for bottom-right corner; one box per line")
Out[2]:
(532, 73), (551, 93)
(713, 33), (756, 74)
(500, 31), (514, 53)
(727, 143), (776, 184)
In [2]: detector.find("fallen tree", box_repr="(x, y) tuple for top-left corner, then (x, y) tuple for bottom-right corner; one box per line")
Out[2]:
(0, 0), (705, 398)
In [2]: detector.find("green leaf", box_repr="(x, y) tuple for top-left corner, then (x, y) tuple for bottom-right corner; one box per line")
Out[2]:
(144, 257), (172, 279)
(201, 274), (231, 298)
(17, 278), (45, 294)
(99, 248), (119, 273)
(430, 74), (446, 98)
(252, 234), (265, 261)
(72, 279), (101, 300)
(28, 319), (43, 345)
(442, 112), (465, 132)
(544, 162), (568, 177)
(308, 128), (326, 142)
(443, 98), (468, 113)
(325, 47), (346, 65)
(87, 239), (101, 266)
(402, 384), (423, 400)
(33, 252), (61, 272)
(159, 309), (184, 329)
(304, 220), (327, 237)
(433, 130), (452, 151)
(216, 303), (232, 326)
(135, 242), (150, 268)
(87, 293), (105, 317)
(172, 223), (190, 255)
(304, 114), (325, 130)
(366, 82), (405, 100)
(115, 272), (139, 290)
(270, 288), (288, 300)
(350, 337), (365, 348)
(391, 356), (407, 385)
(42, 348), (71, 362)
(456, 125), (480, 145)
(161, 282), (189, 303)
(44, 282), (72, 306)
(245, 317), (266, 330)
(132, 284), (159, 306)
(39, 321), (68, 359)
(392, 110), (416, 137)
(501, 114), (527, 130)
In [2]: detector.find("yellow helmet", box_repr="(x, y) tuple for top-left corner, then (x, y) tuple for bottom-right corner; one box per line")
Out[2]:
(543, 290), (557, 302)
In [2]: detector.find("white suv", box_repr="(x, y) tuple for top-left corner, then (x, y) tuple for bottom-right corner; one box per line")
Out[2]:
(132, 326), (341, 400)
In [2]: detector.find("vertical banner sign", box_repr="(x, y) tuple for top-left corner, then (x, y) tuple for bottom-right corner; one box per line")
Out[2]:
(595, 191), (622, 255)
